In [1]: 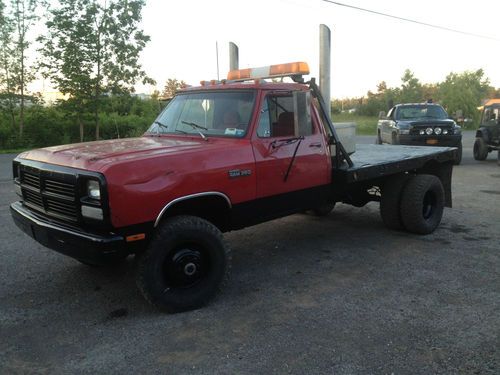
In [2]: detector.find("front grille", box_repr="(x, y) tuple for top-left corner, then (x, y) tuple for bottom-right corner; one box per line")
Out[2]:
(19, 165), (79, 223)
(45, 179), (75, 198)
(23, 170), (40, 189)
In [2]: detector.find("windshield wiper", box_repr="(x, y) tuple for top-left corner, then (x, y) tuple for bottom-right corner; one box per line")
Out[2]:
(181, 120), (208, 141)
(154, 121), (169, 135)
(181, 120), (208, 131)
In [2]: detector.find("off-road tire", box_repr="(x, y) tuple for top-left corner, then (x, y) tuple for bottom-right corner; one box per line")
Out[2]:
(375, 131), (382, 145)
(400, 174), (444, 235)
(453, 142), (462, 165)
(136, 215), (230, 313)
(473, 138), (488, 160)
(391, 133), (399, 145)
(497, 150), (500, 166)
(311, 202), (336, 216)
(380, 174), (409, 230)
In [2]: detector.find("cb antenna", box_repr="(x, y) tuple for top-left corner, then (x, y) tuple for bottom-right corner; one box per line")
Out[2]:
(216, 41), (220, 81)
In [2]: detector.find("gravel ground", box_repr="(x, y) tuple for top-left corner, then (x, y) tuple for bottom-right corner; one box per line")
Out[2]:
(0, 132), (498, 375)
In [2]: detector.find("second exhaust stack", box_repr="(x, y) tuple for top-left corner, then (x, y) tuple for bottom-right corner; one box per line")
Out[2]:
(319, 24), (331, 120)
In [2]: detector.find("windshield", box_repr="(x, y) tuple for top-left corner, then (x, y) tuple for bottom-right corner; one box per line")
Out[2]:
(147, 91), (255, 138)
(396, 105), (448, 120)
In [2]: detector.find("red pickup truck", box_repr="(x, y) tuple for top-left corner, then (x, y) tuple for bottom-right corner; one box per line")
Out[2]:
(10, 62), (457, 312)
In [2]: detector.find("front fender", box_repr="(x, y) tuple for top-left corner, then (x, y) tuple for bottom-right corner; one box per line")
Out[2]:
(475, 128), (490, 141)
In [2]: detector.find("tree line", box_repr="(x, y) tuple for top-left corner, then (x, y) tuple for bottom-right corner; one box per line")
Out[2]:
(0, 0), (162, 149)
(335, 69), (499, 126)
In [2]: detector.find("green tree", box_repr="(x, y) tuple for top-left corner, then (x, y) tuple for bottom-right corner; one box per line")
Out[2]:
(40, 0), (154, 141)
(400, 69), (422, 103)
(9, 0), (42, 138)
(0, 0), (17, 128)
(439, 69), (490, 123)
(162, 78), (187, 99)
(422, 83), (439, 103)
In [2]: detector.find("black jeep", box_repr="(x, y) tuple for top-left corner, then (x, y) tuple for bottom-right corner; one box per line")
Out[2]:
(377, 103), (462, 164)
(473, 102), (500, 164)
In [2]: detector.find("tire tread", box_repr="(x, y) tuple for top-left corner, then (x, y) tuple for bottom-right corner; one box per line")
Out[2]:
(136, 215), (231, 313)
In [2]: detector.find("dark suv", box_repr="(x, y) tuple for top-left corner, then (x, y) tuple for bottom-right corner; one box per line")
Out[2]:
(377, 103), (462, 164)
(473, 102), (500, 164)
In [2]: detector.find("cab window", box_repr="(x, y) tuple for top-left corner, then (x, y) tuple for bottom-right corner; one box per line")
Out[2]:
(257, 91), (313, 138)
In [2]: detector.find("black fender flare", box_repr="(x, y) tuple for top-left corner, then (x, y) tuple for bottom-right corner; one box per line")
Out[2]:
(475, 128), (490, 142)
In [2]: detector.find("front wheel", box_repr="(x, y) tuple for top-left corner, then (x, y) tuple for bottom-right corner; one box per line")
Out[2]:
(400, 174), (445, 235)
(473, 138), (488, 160)
(136, 216), (230, 313)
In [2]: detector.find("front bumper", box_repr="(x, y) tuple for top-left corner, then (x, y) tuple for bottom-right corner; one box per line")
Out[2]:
(10, 201), (126, 264)
(398, 134), (462, 147)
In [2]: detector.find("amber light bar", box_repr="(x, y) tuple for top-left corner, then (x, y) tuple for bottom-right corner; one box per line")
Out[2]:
(227, 62), (310, 81)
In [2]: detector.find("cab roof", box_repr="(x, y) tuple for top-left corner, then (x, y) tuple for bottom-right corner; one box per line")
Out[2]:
(180, 61), (311, 94)
(395, 102), (443, 107)
(179, 81), (309, 93)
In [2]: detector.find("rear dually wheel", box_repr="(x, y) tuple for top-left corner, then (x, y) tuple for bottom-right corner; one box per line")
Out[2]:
(400, 174), (445, 235)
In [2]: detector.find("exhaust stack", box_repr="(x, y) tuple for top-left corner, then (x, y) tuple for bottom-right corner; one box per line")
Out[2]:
(229, 42), (239, 71)
(319, 24), (331, 120)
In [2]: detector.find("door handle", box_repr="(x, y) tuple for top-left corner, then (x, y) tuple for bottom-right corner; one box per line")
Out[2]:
(309, 143), (322, 148)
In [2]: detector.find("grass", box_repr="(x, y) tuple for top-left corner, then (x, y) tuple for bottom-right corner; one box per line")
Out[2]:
(332, 113), (378, 136)
(0, 148), (29, 155)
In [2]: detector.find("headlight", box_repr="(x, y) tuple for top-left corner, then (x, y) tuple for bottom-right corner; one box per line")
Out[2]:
(443, 129), (449, 135)
(426, 127), (433, 135)
(87, 180), (101, 200)
(419, 129), (425, 135)
(434, 127), (442, 135)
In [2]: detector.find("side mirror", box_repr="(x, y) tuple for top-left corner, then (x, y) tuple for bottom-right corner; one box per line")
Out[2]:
(378, 111), (386, 119)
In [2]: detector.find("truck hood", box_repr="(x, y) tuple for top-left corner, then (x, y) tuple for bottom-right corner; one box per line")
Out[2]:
(18, 136), (212, 171)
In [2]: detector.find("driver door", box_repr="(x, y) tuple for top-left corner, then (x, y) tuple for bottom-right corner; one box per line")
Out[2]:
(251, 90), (331, 217)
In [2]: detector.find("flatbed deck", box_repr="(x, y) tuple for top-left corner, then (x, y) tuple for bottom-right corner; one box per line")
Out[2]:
(334, 144), (457, 184)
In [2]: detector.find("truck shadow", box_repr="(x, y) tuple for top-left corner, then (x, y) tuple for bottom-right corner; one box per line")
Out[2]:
(14, 203), (442, 321)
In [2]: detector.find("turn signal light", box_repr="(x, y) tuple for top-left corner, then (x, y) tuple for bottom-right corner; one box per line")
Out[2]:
(126, 233), (146, 242)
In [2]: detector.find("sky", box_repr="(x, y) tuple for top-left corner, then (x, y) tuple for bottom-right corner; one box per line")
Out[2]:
(32, 0), (500, 99)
